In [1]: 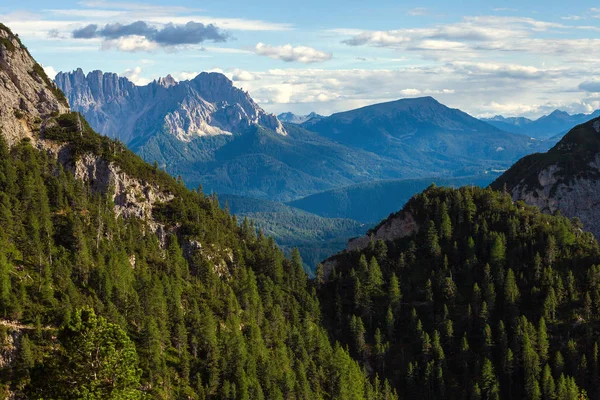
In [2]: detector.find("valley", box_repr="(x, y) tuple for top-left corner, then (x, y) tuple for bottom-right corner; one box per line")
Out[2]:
(2, 6), (600, 398)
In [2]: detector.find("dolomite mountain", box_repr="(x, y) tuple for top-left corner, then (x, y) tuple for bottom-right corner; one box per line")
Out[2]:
(491, 116), (600, 238)
(55, 69), (286, 145)
(54, 69), (420, 201)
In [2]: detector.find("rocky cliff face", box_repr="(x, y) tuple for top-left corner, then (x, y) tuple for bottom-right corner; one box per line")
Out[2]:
(491, 117), (600, 238)
(345, 211), (419, 252)
(0, 24), (173, 235)
(55, 69), (286, 144)
(0, 25), (70, 145)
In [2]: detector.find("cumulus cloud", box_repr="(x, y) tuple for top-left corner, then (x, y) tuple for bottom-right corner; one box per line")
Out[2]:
(72, 20), (228, 51)
(232, 69), (255, 81)
(335, 16), (589, 61)
(343, 31), (410, 46)
(177, 71), (200, 81)
(43, 65), (58, 79)
(254, 43), (332, 63)
(216, 60), (598, 118)
(579, 80), (600, 93)
(120, 66), (151, 85)
(399, 88), (421, 96)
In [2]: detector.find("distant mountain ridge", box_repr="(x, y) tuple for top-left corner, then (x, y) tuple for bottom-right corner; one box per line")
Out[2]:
(56, 76), (550, 202)
(56, 69), (418, 201)
(482, 109), (600, 139)
(304, 96), (550, 169)
(289, 174), (499, 223)
(277, 111), (324, 124)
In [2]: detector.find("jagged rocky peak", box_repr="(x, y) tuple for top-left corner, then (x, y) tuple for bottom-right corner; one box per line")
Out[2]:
(55, 68), (287, 143)
(0, 23), (70, 145)
(278, 111), (324, 124)
(157, 74), (177, 88)
(491, 116), (600, 238)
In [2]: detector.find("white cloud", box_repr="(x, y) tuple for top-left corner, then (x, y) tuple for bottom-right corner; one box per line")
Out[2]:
(176, 71), (199, 80)
(343, 31), (411, 46)
(120, 66), (151, 85)
(232, 69), (255, 81)
(399, 88), (421, 96)
(43, 65), (58, 79)
(335, 15), (595, 62)
(407, 8), (429, 16)
(101, 35), (159, 52)
(215, 61), (599, 118)
(254, 43), (332, 64)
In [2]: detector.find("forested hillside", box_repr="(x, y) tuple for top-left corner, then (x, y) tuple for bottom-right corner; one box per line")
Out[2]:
(0, 23), (396, 399)
(321, 185), (600, 399)
(220, 194), (367, 273)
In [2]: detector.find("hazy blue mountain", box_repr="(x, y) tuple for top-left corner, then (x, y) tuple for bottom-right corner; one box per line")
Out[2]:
(482, 109), (600, 139)
(277, 111), (324, 124)
(56, 72), (541, 201)
(289, 174), (499, 223)
(303, 96), (549, 168)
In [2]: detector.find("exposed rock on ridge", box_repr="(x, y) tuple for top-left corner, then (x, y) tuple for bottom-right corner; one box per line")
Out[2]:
(345, 211), (419, 252)
(0, 24), (171, 234)
(55, 69), (286, 144)
(492, 116), (600, 238)
(0, 25), (69, 145)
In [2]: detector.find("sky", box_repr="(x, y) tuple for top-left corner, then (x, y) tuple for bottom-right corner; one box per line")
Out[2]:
(2, 0), (600, 118)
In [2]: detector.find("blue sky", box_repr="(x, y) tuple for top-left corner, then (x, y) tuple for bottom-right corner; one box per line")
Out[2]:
(2, 0), (600, 117)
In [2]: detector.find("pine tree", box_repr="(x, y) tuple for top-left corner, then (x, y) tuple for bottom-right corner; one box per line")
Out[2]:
(49, 308), (142, 399)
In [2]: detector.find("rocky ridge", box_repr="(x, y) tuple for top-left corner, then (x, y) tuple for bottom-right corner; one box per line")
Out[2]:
(0, 24), (173, 236)
(491, 116), (600, 238)
(55, 69), (286, 144)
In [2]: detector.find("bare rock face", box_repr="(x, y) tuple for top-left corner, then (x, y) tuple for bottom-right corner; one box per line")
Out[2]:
(492, 116), (600, 239)
(346, 211), (419, 252)
(509, 156), (600, 239)
(55, 70), (286, 144)
(0, 27), (69, 146)
(72, 153), (174, 231)
(0, 24), (172, 235)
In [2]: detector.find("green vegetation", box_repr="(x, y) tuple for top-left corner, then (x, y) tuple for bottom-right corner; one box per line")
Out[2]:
(220, 194), (368, 274)
(29, 63), (69, 107)
(0, 23), (26, 53)
(321, 185), (600, 399)
(0, 132), (395, 399)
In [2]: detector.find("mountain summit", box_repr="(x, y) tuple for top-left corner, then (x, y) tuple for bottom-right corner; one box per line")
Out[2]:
(304, 96), (548, 166)
(55, 69), (286, 144)
(482, 109), (600, 139)
(491, 116), (600, 237)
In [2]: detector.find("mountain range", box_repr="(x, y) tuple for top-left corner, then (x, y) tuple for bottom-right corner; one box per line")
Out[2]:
(277, 111), (324, 124)
(54, 70), (559, 271)
(0, 23), (397, 399)
(55, 71), (552, 201)
(304, 97), (548, 168)
(6, 21), (600, 400)
(482, 109), (600, 139)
